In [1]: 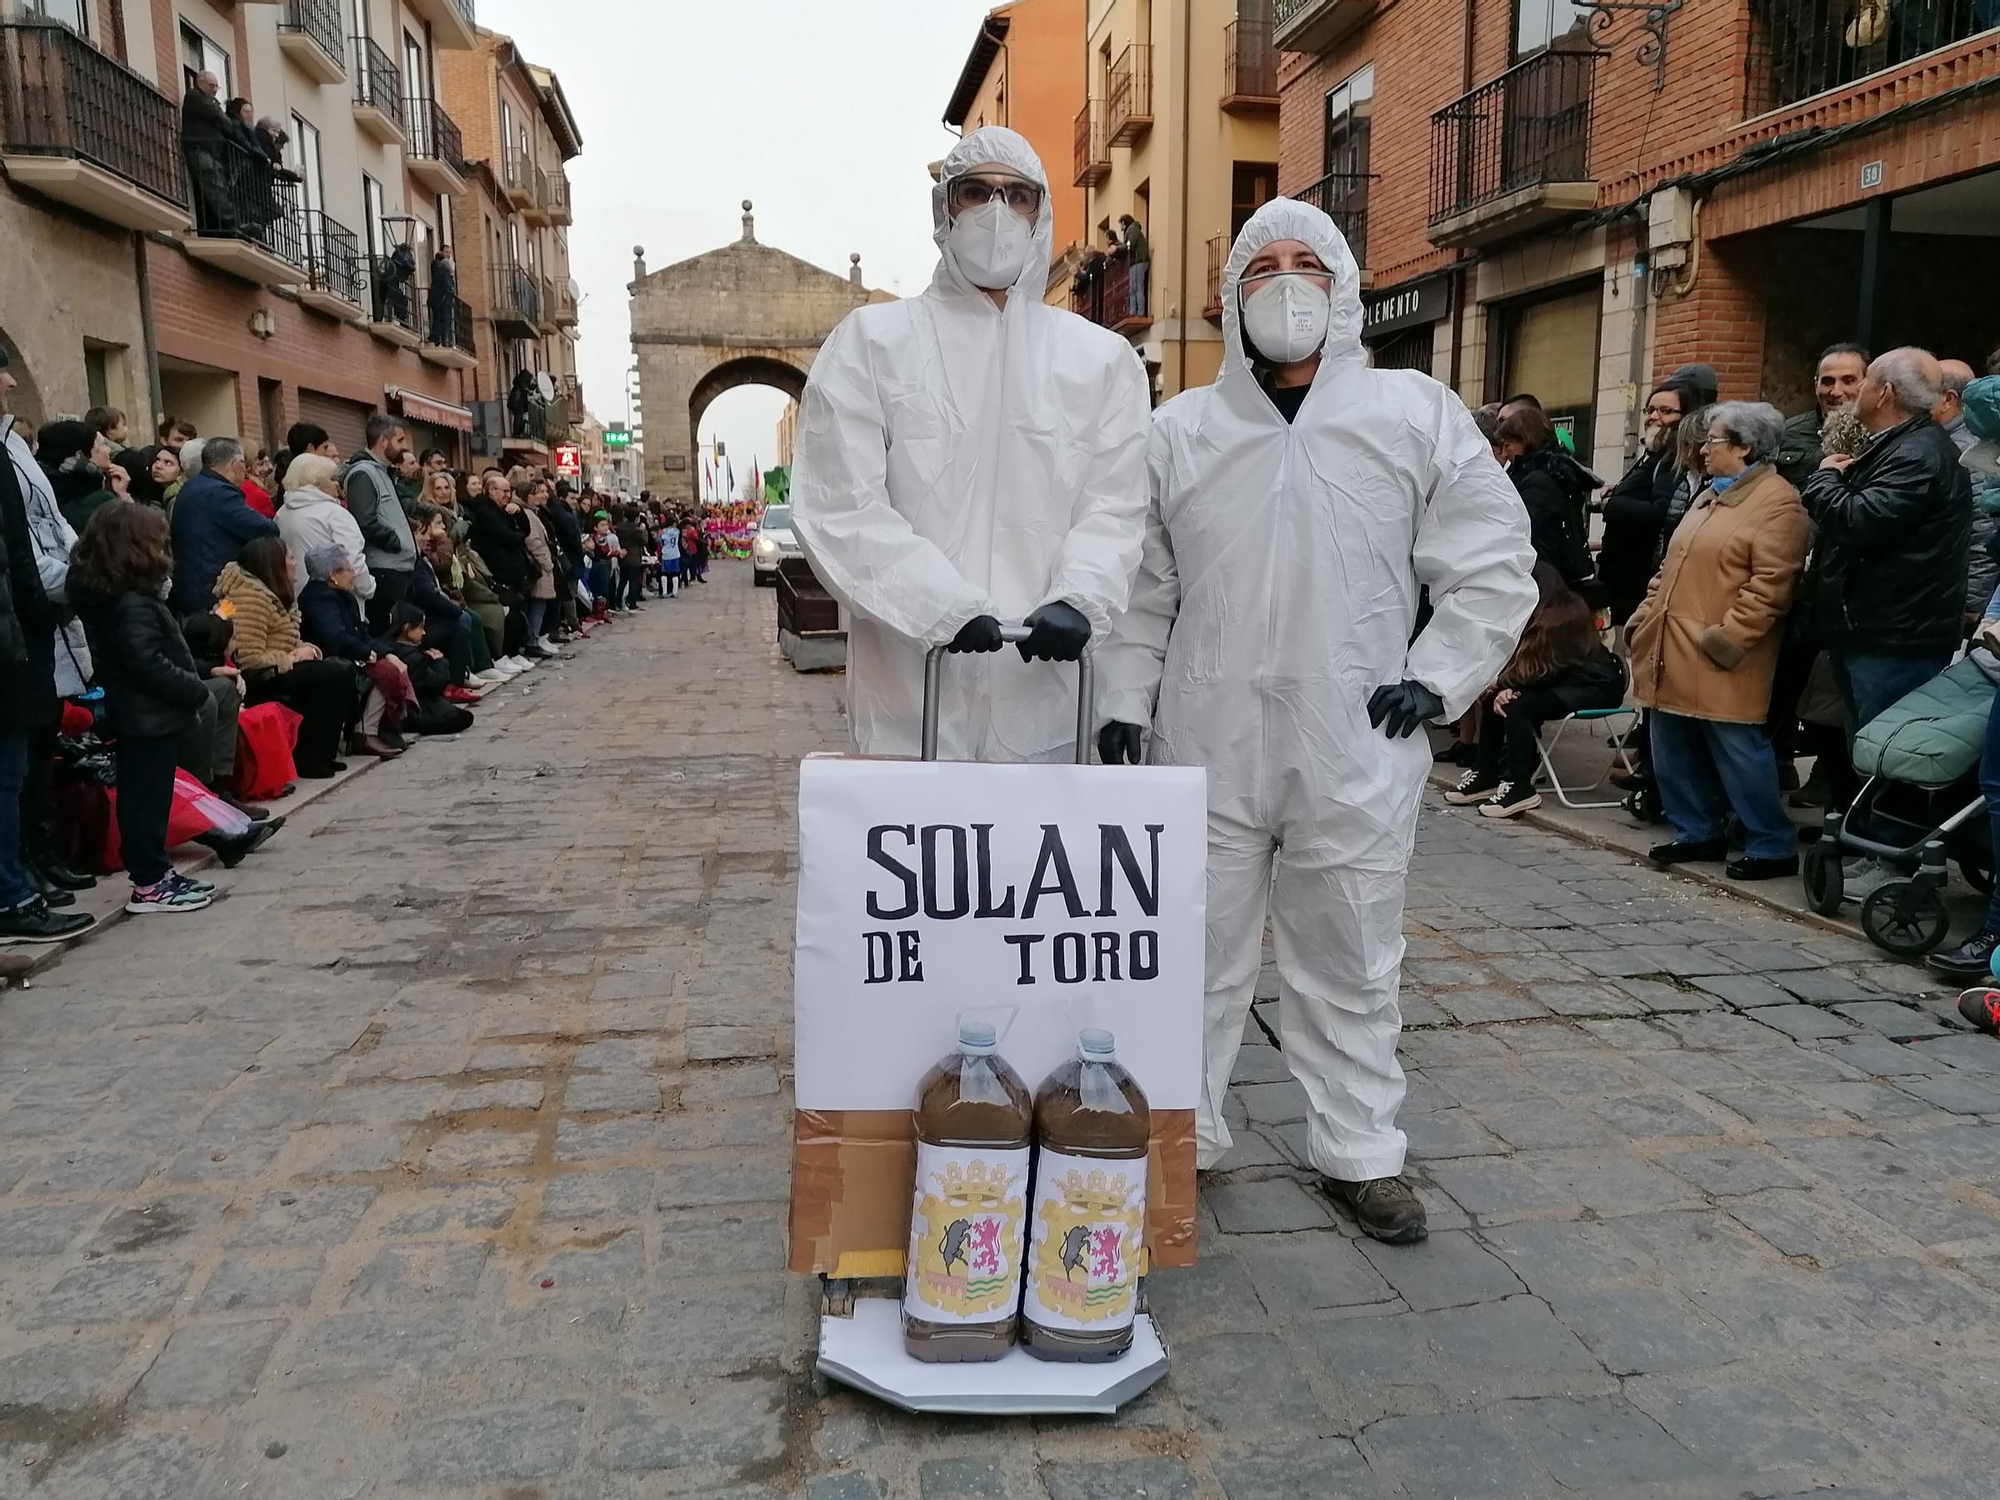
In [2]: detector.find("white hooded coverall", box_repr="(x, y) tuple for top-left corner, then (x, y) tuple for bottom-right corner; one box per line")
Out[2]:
(791, 127), (1152, 761)
(1096, 200), (1536, 1180)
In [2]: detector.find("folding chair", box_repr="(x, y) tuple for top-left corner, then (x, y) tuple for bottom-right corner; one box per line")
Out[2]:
(1534, 706), (1641, 810)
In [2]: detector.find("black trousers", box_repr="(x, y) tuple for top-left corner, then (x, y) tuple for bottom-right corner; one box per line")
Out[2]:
(1476, 687), (1567, 786)
(367, 569), (414, 635)
(247, 660), (357, 774)
(623, 560), (645, 608)
(115, 733), (179, 887)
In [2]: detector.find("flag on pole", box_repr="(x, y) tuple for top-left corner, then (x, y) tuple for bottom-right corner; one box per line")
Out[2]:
(726, 457), (736, 499)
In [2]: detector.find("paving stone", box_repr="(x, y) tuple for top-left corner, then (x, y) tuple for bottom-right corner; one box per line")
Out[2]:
(1420, 1294), (1600, 1375)
(0, 1204), (98, 1257)
(1751, 1003), (1862, 1041)
(597, 1382), (786, 1471)
(1656, 1148), (1809, 1196)
(343, 1243), (490, 1307)
(0, 1334), (138, 1407)
(1359, 1411), (1550, 1495)
(1041, 1459), (1198, 1499)
(1173, 1333), (1327, 1432)
(1824, 1255), (1990, 1329)
(1235, 1080), (1310, 1125)
(1494, 1394), (1708, 1488)
(1682, 1271), (1868, 1347)
(227, 1185), (380, 1247)
(655, 1157), (791, 1207)
(1210, 1440), (1376, 1499)
(1547, 1287), (1738, 1374)
(1595, 1092), (1723, 1138)
(1520, 1149), (1697, 1214)
(1725, 1188), (1897, 1264)
(1610, 977), (1717, 1014)
(1206, 1178), (1333, 1234)
(1425, 1157), (1580, 1218)
(1474, 1102), (1613, 1150)
(25, 1259), (192, 1327)
(1897, 1073), (2000, 1114)
(282, 1312), (464, 1385)
(374, 1181), (522, 1235)
(1146, 1251), (1270, 1338)
(1777, 970), (1888, 1005)
(1626, 1379), (1863, 1471)
(1478, 1220), (1653, 1287)
(198, 1256), (324, 1313)
(1236, 1231), (1394, 1312)
(1354, 1229), (1523, 1311)
(1403, 1109), (1508, 1159)
(808, 1475), (886, 1500)
(1911, 1033), (2000, 1073)
(1833, 1001), (1955, 1039)
(399, 1401), (581, 1483)
(131, 1319), (286, 1409)
(1230, 1044), (1295, 1085)
(1692, 972), (1800, 1008)
(1438, 989), (1550, 1024)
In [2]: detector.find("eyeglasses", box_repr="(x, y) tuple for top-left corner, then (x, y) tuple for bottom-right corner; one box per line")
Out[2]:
(1643, 404), (1682, 418)
(948, 174), (1043, 218)
(1700, 436), (1739, 448)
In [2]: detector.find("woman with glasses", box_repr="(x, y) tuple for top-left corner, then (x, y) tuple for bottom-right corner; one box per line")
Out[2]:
(790, 126), (1150, 762)
(1628, 400), (1809, 880)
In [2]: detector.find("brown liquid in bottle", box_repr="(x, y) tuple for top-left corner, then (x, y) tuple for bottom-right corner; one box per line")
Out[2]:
(1022, 1029), (1150, 1363)
(902, 1019), (1033, 1362)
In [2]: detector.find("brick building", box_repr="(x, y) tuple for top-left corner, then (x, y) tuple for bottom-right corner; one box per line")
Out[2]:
(1274, 0), (2000, 478)
(1, 0), (589, 471)
(436, 27), (582, 468)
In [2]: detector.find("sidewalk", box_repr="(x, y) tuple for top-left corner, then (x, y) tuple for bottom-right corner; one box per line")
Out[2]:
(1432, 717), (1990, 950)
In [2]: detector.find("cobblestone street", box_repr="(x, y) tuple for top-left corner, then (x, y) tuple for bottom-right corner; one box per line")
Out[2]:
(1, 564), (1995, 1499)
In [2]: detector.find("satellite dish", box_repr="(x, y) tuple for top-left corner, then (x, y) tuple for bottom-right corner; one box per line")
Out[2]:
(535, 371), (556, 402)
(567, 277), (581, 301)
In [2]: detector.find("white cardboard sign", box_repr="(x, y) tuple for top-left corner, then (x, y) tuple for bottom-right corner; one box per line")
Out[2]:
(793, 758), (1207, 1112)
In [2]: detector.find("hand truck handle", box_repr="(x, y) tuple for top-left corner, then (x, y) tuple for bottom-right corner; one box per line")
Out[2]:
(921, 624), (1095, 765)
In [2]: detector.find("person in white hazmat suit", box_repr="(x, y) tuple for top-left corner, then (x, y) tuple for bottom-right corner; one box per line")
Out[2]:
(790, 127), (1151, 761)
(1096, 200), (1536, 1244)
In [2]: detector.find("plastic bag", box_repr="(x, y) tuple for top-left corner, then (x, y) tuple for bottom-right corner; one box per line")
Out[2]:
(100, 769), (252, 871)
(235, 702), (302, 799)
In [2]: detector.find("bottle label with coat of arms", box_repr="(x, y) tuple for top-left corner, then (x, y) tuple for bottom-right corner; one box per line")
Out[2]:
(1023, 1149), (1146, 1332)
(903, 1144), (1031, 1325)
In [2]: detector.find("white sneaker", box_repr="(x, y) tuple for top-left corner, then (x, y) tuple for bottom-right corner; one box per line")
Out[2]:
(504, 656), (535, 672)
(1844, 857), (1896, 902)
(471, 669), (510, 685)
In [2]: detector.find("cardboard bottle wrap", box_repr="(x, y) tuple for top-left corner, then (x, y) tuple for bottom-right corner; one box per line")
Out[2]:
(789, 1107), (1196, 1277)
(902, 1143), (1030, 1324)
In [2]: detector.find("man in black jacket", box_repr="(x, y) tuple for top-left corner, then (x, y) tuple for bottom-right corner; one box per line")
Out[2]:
(427, 244), (458, 347)
(1777, 342), (1868, 489)
(1799, 347), (1972, 733)
(180, 72), (235, 234)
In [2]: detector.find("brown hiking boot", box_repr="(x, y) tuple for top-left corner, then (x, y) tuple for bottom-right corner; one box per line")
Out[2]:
(1323, 1175), (1428, 1244)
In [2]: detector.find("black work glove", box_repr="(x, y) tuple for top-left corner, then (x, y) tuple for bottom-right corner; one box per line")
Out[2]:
(1366, 680), (1445, 739)
(947, 614), (1005, 654)
(1017, 600), (1091, 663)
(1099, 722), (1145, 765)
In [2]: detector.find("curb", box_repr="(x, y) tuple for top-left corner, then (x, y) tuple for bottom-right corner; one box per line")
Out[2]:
(0, 656), (558, 984)
(1423, 766), (1881, 950)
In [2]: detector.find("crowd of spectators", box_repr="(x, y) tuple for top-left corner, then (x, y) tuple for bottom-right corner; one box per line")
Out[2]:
(0, 362), (706, 940)
(1445, 339), (2000, 978)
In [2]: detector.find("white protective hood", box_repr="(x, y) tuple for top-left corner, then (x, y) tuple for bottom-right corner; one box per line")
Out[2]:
(791, 126), (1151, 760)
(1095, 198), (1537, 1180)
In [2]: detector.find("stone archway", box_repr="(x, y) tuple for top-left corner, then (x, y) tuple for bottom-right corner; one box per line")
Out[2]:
(627, 202), (880, 504)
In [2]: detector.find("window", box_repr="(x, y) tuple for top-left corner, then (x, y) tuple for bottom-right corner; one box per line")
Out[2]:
(403, 30), (428, 106)
(508, 217), (521, 266)
(180, 21), (230, 96)
(437, 191), (453, 251)
(1514, 0), (1592, 59)
(499, 101), (515, 168)
(288, 114), (324, 216)
(1230, 163), (1275, 238)
(1322, 63), (1373, 179)
(83, 345), (109, 409)
(363, 173), (387, 258)
(15, 0), (87, 33)
(350, 0), (371, 43)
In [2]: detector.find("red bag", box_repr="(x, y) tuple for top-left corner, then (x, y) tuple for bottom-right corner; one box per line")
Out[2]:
(100, 769), (252, 871)
(235, 702), (302, 800)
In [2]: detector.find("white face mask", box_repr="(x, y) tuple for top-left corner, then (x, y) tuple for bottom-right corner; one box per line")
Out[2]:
(949, 200), (1034, 290)
(1240, 273), (1331, 364)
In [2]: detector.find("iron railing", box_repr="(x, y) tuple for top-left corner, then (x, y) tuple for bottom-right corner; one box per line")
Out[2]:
(1107, 43), (1154, 143)
(1744, 0), (1995, 114)
(425, 290), (475, 354)
(492, 261), (542, 326)
(504, 146), (542, 204)
(447, 0), (477, 29)
(405, 97), (463, 174)
(1224, 19), (1278, 101)
(1073, 98), (1108, 184)
(1294, 169), (1375, 262)
(300, 208), (363, 304)
(279, 0), (344, 67)
(509, 397), (547, 443)
(1206, 233), (1227, 317)
(1429, 49), (1598, 224)
(370, 248), (420, 331)
(189, 137), (308, 265)
(0, 20), (186, 209)
(547, 170), (569, 219)
(351, 36), (402, 129)
(1072, 256), (1146, 331)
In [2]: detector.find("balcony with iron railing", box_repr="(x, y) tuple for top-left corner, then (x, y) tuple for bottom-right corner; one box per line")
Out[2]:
(554, 283), (578, 328)
(1106, 43), (1153, 146)
(184, 137), (309, 287)
(1429, 49), (1600, 248)
(368, 247), (422, 346)
(1205, 233), (1227, 320)
(491, 261), (542, 338)
(537, 276), (558, 333)
(503, 147), (541, 211)
(278, 0), (345, 84)
(1073, 98), (1108, 187)
(508, 397), (548, 447)
(403, 97), (464, 194)
(350, 36), (404, 144)
(1272, 0), (1381, 54)
(1071, 255), (1151, 336)
(523, 162), (553, 225)
(1744, 0), (1998, 115)
(296, 208), (364, 316)
(1294, 169), (1375, 267)
(419, 289), (477, 370)
(1222, 19), (1278, 111)
(0, 20), (189, 232)
(406, 0), (478, 53)
(547, 170), (571, 225)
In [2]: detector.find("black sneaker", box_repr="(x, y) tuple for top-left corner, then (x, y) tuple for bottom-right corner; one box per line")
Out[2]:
(125, 878), (211, 915)
(1725, 853), (1799, 881)
(0, 897), (96, 944)
(1477, 781), (1542, 819)
(1443, 768), (1501, 805)
(1323, 1175), (1429, 1244)
(1649, 838), (1728, 866)
(1930, 932), (2000, 982)
(166, 869), (217, 898)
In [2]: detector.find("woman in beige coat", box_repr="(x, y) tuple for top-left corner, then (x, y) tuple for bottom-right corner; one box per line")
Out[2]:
(1628, 401), (1809, 881)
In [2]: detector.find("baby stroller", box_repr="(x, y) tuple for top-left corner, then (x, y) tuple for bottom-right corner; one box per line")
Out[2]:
(1800, 653), (1996, 955)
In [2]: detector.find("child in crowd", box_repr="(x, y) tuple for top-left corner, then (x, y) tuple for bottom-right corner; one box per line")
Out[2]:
(658, 513), (681, 598)
(67, 504), (214, 913)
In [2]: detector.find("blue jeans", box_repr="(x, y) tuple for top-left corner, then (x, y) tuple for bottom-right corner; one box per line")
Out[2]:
(523, 598), (548, 643)
(1650, 711), (1798, 860)
(1834, 651), (1952, 739)
(1128, 261), (1148, 317)
(0, 732), (30, 908)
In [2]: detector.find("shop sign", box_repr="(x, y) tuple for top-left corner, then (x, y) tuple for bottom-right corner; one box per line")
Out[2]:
(554, 443), (582, 478)
(1363, 274), (1451, 339)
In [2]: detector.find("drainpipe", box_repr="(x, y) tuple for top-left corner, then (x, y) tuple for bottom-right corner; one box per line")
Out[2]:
(1176, 0), (1192, 394)
(134, 234), (163, 425)
(1447, 0), (1477, 395)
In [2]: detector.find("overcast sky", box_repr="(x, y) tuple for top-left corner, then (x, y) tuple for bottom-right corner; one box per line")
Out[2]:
(475, 0), (1005, 493)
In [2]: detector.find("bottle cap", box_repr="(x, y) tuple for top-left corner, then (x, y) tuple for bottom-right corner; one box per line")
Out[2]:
(958, 1019), (998, 1053)
(1079, 1028), (1116, 1057)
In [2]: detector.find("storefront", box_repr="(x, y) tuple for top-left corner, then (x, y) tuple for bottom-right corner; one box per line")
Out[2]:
(298, 389), (374, 457)
(1362, 273), (1451, 374)
(387, 387), (474, 467)
(1488, 279), (1601, 456)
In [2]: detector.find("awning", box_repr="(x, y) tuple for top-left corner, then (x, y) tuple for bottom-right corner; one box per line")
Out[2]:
(386, 387), (474, 432)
